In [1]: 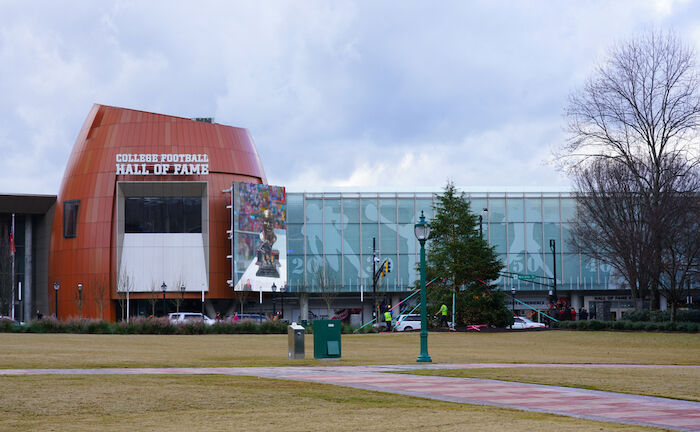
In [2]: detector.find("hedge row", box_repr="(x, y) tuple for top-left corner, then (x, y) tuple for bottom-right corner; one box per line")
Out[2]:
(553, 319), (699, 332)
(621, 309), (700, 323)
(0, 317), (367, 335)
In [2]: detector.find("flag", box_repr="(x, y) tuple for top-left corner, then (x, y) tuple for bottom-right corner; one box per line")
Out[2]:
(9, 214), (16, 256)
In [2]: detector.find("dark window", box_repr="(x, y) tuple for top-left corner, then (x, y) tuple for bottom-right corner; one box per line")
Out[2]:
(183, 197), (202, 233)
(63, 200), (80, 238)
(125, 197), (202, 233)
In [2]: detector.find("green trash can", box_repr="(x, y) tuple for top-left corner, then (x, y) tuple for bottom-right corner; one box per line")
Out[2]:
(313, 319), (341, 359)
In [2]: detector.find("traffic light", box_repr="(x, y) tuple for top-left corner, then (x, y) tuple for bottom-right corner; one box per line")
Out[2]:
(384, 260), (391, 274)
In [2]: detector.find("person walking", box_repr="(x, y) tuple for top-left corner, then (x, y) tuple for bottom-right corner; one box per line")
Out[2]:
(435, 304), (448, 328)
(384, 309), (393, 332)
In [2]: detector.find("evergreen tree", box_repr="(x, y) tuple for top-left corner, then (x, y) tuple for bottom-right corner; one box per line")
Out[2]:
(425, 182), (510, 327)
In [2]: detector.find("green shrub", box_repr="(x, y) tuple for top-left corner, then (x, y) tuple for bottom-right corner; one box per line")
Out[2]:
(587, 320), (605, 330)
(86, 320), (113, 334)
(0, 318), (18, 332)
(630, 321), (645, 331)
(180, 321), (206, 335)
(623, 309), (650, 322)
(643, 322), (658, 331)
(676, 309), (700, 323)
(612, 321), (625, 330)
(26, 318), (64, 333)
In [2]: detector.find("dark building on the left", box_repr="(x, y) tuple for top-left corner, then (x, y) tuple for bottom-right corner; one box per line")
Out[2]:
(0, 194), (57, 321)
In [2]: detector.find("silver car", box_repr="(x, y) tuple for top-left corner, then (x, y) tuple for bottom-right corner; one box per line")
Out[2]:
(393, 314), (421, 332)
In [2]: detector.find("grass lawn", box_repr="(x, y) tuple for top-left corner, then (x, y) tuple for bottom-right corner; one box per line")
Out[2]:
(0, 374), (664, 432)
(400, 366), (700, 402)
(0, 330), (698, 369)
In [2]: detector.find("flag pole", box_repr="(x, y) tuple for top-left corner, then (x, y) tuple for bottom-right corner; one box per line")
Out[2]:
(10, 213), (15, 321)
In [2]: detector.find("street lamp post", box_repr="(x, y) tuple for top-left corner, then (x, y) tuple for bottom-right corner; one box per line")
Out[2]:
(271, 283), (277, 317)
(549, 239), (558, 303)
(415, 211), (432, 363)
(180, 284), (186, 313)
(77, 283), (83, 319)
(53, 281), (59, 319)
(161, 282), (167, 317)
(511, 287), (516, 315)
(479, 208), (488, 239)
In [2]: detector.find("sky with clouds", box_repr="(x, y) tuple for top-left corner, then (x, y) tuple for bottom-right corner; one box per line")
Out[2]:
(1, 0), (699, 194)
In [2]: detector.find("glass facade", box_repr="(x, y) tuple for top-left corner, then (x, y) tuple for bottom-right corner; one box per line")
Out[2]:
(125, 197), (202, 233)
(285, 192), (615, 294)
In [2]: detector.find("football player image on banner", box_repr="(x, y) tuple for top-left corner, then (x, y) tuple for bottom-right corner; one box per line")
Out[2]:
(232, 182), (287, 292)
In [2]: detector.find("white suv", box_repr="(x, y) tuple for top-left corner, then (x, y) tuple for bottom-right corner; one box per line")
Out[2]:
(393, 314), (422, 332)
(168, 312), (215, 326)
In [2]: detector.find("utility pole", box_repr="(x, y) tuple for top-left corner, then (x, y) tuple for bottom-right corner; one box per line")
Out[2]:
(373, 237), (378, 326)
(550, 239), (558, 303)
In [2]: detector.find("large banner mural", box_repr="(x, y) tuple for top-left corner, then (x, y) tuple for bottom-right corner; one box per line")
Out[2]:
(232, 182), (287, 292)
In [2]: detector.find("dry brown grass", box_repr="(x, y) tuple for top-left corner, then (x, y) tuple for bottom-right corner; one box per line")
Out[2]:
(0, 330), (697, 369)
(402, 366), (700, 401)
(0, 375), (664, 432)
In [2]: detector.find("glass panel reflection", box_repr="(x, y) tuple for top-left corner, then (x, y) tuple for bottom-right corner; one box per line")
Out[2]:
(305, 199), (323, 223)
(361, 198), (378, 223)
(525, 199), (542, 222)
(343, 199), (360, 223)
(397, 199), (415, 223)
(323, 199), (342, 224)
(488, 198), (505, 223)
(507, 197), (524, 222)
(543, 197), (559, 222)
(287, 194), (304, 223)
(379, 199), (397, 223)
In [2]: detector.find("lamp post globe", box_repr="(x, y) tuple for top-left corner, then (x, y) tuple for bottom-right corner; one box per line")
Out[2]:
(161, 282), (167, 317)
(415, 210), (432, 363)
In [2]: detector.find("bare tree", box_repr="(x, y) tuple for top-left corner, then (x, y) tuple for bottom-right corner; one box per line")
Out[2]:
(311, 261), (338, 318)
(117, 269), (134, 321)
(172, 274), (185, 314)
(148, 281), (158, 317)
(571, 159), (655, 304)
(234, 284), (251, 315)
(90, 274), (108, 320)
(561, 30), (700, 310)
(656, 165), (700, 320)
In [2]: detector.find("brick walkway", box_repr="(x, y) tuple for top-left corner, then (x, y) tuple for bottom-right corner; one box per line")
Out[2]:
(2, 364), (699, 431)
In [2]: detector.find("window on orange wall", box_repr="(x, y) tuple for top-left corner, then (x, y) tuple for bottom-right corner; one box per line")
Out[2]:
(63, 200), (80, 238)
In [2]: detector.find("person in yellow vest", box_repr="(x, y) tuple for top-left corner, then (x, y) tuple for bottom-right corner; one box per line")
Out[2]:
(384, 308), (393, 332)
(435, 304), (448, 328)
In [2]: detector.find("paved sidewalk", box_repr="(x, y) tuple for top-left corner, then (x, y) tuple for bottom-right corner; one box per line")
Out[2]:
(2, 364), (699, 431)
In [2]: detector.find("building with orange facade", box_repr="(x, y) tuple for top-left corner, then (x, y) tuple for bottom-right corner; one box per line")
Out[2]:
(46, 104), (266, 320)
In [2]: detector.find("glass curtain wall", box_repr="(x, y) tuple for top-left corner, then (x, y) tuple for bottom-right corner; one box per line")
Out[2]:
(286, 192), (613, 293)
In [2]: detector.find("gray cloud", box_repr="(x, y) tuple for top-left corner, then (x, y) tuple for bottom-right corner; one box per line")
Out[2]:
(0, 0), (698, 193)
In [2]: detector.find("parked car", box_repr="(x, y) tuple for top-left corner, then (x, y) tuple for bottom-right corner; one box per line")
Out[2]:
(225, 313), (268, 323)
(511, 316), (547, 329)
(168, 312), (215, 326)
(393, 314), (421, 332)
(0, 315), (24, 325)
